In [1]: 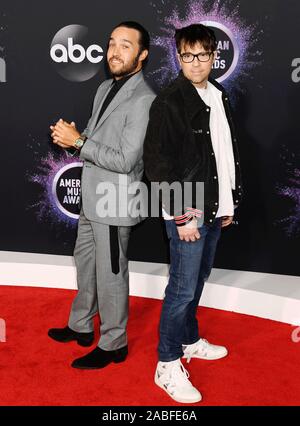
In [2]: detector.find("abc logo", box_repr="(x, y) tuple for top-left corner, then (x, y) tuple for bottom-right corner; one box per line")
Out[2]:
(51, 37), (103, 64)
(201, 21), (239, 82)
(50, 25), (104, 82)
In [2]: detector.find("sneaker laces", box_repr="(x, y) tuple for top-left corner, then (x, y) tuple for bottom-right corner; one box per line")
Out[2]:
(183, 338), (209, 363)
(159, 360), (193, 393)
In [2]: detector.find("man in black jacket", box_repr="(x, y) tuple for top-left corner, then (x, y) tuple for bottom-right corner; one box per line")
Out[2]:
(144, 24), (243, 403)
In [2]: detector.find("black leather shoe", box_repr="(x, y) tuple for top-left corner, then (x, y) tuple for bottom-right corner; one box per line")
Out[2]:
(71, 346), (128, 369)
(48, 326), (94, 347)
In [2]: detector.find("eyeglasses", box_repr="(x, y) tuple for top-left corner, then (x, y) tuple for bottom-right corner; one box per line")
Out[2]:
(179, 51), (213, 63)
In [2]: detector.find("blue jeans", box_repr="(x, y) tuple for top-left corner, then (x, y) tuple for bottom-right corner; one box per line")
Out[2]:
(158, 218), (222, 362)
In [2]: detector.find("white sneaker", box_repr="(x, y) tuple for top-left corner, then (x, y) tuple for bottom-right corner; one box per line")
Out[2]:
(154, 359), (202, 403)
(183, 338), (228, 362)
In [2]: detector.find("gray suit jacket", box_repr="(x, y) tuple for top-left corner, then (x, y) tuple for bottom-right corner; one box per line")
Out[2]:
(79, 71), (156, 226)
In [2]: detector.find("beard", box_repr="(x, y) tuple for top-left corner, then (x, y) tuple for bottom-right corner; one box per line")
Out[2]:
(108, 53), (140, 78)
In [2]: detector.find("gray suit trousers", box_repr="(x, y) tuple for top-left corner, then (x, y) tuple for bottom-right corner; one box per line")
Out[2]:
(68, 209), (131, 351)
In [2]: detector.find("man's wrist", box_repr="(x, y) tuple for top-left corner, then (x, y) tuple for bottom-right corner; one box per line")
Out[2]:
(184, 217), (198, 228)
(175, 214), (194, 227)
(73, 134), (87, 150)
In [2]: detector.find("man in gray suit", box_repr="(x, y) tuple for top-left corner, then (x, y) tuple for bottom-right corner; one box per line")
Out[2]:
(48, 22), (155, 369)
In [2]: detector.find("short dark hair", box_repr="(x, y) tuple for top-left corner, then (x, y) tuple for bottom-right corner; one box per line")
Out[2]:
(175, 24), (217, 53)
(113, 21), (150, 53)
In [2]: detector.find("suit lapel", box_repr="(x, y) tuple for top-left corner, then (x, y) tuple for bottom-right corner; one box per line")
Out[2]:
(94, 71), (144, 129)
(97, 86), (131, 128)
(89, 80), (112, 132)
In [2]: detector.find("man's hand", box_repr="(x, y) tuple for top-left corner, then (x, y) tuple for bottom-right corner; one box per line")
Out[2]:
(177, 218), (201, 242)
(50, 119), (80, 149)
(221, 215), (234, 227)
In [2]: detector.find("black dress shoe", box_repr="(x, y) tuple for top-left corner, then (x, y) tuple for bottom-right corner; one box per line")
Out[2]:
(48, 326), (94, 347)
(71, 346), (128, 369)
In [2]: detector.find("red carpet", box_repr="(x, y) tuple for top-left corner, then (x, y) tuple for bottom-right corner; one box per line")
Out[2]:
(0, 285), (299, 406)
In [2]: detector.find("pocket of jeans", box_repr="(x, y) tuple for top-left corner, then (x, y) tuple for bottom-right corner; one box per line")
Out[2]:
(164, 219), (173, 239)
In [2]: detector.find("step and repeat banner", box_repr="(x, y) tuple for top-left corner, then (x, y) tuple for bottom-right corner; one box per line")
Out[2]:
(0, 0), (299, 275)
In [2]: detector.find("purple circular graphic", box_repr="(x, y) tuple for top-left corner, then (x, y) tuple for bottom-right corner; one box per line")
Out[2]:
(29, 152), (83, 226)
(149, 0), (262, 94)
(201, 20), (239, 83)
(52, 162), (82, 219)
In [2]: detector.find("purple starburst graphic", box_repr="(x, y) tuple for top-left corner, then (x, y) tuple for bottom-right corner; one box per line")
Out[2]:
(149, 0), (262, 94)
(28, 150), (82, 227)
(276, 150), (300, 237)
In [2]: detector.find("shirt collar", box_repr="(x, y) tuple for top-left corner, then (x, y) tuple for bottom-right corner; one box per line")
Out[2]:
(112, 69), (141, 88)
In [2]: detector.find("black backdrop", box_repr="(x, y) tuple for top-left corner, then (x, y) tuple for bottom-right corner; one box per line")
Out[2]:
(0, 0), (299, 276)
